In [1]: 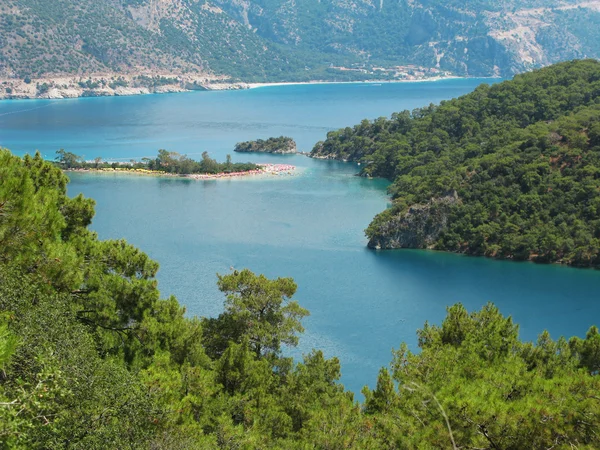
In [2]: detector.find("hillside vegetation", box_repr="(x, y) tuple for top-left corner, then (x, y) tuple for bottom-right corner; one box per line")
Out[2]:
(311, 59), (600, 267)
(214, 0), (600, 77)
(2, 0), (600, 81)
(0, 0), (299, 81)
(2, 148), (600, 447)
(234, 136), (297, 154)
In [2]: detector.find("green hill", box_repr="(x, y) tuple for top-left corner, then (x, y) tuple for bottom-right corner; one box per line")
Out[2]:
(311, 59), (600, 267)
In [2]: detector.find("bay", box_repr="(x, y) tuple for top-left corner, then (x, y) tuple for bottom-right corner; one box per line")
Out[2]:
(2, 80), (599, 395)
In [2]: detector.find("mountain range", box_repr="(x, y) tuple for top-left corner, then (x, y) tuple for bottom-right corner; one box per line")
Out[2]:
(1, 0), (600, 81)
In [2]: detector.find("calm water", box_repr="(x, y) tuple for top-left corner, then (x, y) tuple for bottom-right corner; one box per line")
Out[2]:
(2, 80), (599, 395)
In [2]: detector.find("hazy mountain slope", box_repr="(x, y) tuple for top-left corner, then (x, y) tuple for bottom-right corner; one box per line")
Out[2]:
(0, 0), (599, 80)
(0, 0), (294, 79)
(123, 0), (300, 80)
(215, 0), (600, 77)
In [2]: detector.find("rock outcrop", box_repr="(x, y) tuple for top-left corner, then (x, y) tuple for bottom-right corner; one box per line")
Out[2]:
(367, 192), (460, 250)
(234, 137), (297, 154)
(0, 74), (249, 100)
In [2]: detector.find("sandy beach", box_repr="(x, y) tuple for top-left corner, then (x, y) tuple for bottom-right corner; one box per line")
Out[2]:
(185, 163), (296, 179)
(246, 76), (472, 90)
(66, 163), (297, 180)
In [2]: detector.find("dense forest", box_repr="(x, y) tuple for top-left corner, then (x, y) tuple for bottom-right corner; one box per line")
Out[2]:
(234, 136), (297, 154)
(311, 59), (600, 267)
(55, 149), (258, 175)
(2, 148), (600, 447)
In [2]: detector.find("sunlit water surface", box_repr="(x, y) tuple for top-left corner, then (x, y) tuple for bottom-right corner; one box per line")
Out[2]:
(2, 80), (599, 395)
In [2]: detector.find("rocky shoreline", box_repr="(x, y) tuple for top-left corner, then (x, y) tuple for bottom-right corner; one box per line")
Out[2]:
(0, 73), (251, 100)
(367, 193), (460, 250)
(0, 73), (463, 101)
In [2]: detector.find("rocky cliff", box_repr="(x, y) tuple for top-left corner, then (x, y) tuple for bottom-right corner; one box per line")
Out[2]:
(367, 193), (460, 250)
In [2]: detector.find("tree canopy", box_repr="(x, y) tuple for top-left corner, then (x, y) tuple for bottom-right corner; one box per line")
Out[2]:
(312, 59), (600, 267)
(2, 137), (600, 447)
(203, 270), (309, 359)
(54, 149), (258, 175)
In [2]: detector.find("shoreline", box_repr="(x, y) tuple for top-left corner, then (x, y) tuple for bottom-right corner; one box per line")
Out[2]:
(246, 75), (478, 89)
(65, 163), (297, 180)
(0, 74), (500, 102)
(0, 72), (249, 102)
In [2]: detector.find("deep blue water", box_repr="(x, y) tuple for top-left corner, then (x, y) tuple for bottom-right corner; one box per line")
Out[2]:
(2, 80), (599, 395)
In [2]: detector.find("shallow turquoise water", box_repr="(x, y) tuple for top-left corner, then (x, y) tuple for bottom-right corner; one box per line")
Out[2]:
(2, 80), (599, 395)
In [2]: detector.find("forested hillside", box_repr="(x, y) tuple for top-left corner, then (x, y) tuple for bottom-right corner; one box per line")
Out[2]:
(311, 59), (600, 266)
(1, 0), (600, 81)
(2, 148), (600, 447)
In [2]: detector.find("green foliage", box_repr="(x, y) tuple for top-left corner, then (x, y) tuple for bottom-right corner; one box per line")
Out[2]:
(210, 269), (309, 358)
(54, 148), (258, 175)
(2, 146), (600, 448)
(313, 59), (600, 266)
(147, 150), (258, 175)
(363, 302), (600, 449)
(234, 136), (296, 153)
(0, 268), (160, 449)
(0, 319), (17, 371)
(55, 148), (82, 169)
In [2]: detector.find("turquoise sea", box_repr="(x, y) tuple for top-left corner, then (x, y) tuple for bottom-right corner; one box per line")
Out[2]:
(2, 80), (599, 395)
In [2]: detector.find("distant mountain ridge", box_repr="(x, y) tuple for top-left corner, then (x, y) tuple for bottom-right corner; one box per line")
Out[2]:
(0, 0), (294, 80)
(213, 0), (600, 77)
(1, 0), (600, 81)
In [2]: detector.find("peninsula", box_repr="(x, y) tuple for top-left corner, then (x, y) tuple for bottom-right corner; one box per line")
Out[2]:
(310, 59), (600, 268)
(54, 149), (296, 180)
